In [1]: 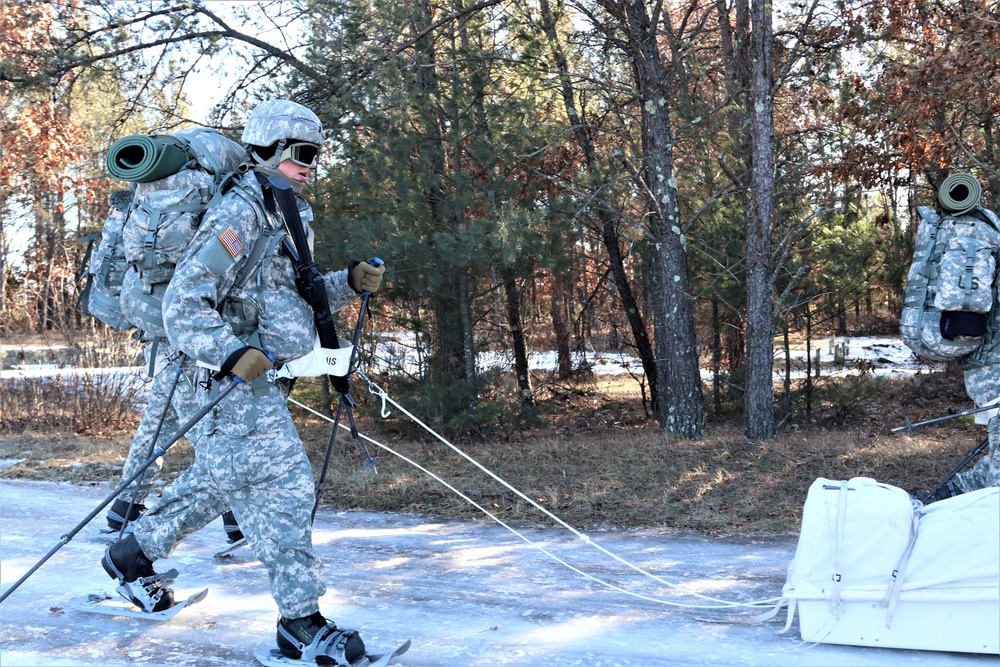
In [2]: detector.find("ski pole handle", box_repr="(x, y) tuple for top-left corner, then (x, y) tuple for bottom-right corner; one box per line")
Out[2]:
(342, 258), (380, 378)
(362, 257), (383, 296)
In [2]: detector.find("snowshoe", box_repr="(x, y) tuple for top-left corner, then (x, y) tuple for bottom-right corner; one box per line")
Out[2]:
(276, 612), (366, 665)
(71, 588), (208, 621)
(105, 497), (145, 533)
(101, 533), (175, 612)
(254, 639), (410, 667)
(222, 509), (244, 543)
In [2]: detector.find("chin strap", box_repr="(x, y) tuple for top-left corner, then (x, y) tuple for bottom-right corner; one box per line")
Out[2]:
(252, 162), (305, 193)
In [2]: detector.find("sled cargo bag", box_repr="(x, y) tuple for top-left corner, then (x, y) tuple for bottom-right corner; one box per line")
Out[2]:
(781, 477), (999, 654)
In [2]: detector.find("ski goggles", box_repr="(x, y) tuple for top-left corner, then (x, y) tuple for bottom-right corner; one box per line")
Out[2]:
(279, 141), (321, 167)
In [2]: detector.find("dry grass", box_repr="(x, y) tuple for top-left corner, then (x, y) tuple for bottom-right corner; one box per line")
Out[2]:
(0, 363), (983, 536)
(0, 330), (145, 434)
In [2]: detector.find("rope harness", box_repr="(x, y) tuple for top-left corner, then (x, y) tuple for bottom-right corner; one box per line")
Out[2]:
(292, 369), (785, 613)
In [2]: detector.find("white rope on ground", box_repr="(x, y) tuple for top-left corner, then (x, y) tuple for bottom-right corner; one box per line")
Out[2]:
(291, 379), (786, 612)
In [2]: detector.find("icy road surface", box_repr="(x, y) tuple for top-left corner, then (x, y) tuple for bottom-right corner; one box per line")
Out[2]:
(0, 480), (993, 667)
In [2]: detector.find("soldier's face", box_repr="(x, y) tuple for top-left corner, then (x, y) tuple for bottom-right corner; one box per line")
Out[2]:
(278, 158), (312, 184)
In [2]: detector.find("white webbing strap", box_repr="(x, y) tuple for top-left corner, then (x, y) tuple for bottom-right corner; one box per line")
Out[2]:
(878, 504), (921, 628)
(831, 480), (849, 619)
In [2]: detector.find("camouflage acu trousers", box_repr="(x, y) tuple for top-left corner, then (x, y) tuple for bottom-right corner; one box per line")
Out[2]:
(117, 341), (198, 503)
(954, 415), (1000, 492)
(133, 376), (325, 619)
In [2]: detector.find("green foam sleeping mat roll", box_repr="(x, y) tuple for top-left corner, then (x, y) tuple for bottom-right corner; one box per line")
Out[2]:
(938, 173), (982, 216)
(106, 134), (192, 183)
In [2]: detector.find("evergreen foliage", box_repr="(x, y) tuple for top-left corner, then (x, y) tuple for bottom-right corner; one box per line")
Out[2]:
(2, 0), (996, 437)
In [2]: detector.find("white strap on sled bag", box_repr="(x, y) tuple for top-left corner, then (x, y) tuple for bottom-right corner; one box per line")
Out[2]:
(271, 332), (353, 379)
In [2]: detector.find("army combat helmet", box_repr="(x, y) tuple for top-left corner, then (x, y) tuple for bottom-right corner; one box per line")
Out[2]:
(242, 99), (324, 168)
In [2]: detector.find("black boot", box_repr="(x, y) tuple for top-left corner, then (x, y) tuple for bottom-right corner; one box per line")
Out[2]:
(221, 510), (244, 543)
(106, 498), (145, 532)
(101, 534), (175, 612)
(276, 612), (365, 664)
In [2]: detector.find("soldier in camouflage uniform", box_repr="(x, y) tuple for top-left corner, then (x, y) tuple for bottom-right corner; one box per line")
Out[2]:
(104, 341), (244, 542)
(100, 99), (385, 665)
(951, 343), (1000, 497)
(104, 342), (194, 530)
(926, 205), (1000, 502)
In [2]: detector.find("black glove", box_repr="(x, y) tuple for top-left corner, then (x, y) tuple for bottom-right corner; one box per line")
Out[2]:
(348, 260), (386, 294)
(218, 346), (273, 383)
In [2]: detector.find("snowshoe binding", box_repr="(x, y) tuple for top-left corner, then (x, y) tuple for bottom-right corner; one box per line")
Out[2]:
(276, 612), (366, 665)
(101, 533), (176, 612)
(105, 497), (145, 533)
(222, 509), (244, 543)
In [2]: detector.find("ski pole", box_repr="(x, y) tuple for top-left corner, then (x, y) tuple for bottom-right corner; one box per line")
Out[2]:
(920, 436), (990, 504)
(118, 365), (184, 541)
(892, 404), (1000, 434)
(0, 378), (242, 605)
(311, 261), (382, 522)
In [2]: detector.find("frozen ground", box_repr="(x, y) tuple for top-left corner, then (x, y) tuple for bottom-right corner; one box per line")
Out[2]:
(0, 480), (994, 667)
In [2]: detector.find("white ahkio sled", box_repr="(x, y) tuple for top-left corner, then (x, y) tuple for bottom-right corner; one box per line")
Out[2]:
(780, 477), (999, 655)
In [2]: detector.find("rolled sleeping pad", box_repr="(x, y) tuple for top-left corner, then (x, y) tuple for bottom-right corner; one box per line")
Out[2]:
(938, 173), (981, 215)
(106, 134), (191, 183)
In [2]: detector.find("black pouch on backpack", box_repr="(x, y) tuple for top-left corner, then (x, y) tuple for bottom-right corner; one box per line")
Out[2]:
(940, 311), (989, 341)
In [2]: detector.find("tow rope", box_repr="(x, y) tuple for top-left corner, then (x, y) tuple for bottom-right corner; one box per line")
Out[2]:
(291, 370), (785, 613)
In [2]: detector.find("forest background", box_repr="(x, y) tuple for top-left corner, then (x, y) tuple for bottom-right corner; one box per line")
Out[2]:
(1, 0), (998, 533)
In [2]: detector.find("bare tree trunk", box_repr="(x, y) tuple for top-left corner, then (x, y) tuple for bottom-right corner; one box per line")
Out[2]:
(782, 318), (791, 412)
(551, 271), (573, 377)
(450, 19), (478, 411)
(743, 0), (776, 439)
(805, 304), (813, 419)
(431, 281), (466, 384)
(502, 267), (533, 405)
(538, 0), (659, 407)
(413, 1), (472, 402)
(37, 209), (58, 334)
(712, 297), (722, 418)
(459, 272), (478, 410)
(607, 0), (704, 438)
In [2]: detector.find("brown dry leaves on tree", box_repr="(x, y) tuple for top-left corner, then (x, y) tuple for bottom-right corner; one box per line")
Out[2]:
(1, 1), (95, 206)
(838, 0), (1000, 188)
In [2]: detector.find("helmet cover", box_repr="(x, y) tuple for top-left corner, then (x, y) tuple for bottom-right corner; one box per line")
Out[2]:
(241, 99), (324, 149)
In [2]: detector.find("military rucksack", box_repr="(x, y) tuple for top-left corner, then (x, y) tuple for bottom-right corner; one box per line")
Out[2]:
(79, 188), (135, 330)
(80, 127), (248, 337)
(900, 195), (1000, 362)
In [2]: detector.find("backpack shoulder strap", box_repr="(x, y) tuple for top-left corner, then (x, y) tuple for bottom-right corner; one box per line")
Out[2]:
(968, 206), (1000, 231)
(234, 228), (285, 289)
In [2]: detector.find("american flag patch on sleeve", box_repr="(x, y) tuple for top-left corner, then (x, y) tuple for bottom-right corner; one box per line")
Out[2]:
(218, 227), (243, 258)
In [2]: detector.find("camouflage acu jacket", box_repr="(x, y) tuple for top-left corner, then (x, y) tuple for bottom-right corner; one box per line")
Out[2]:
(162, 170), (356, 367)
